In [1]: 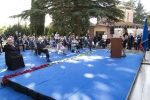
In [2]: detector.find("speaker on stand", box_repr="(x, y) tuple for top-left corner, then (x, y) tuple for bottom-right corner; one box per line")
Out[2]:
(110, 26), (114, 35)
(107, 26), (115, 52)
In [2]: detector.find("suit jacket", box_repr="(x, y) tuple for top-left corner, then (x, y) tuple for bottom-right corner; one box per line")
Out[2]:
(29, 40), (36, 47)
(14, 34), (18, 42)
(17, 39), (24, 45)
(37, 41), (47, 54)
(37, 41), (46, 50)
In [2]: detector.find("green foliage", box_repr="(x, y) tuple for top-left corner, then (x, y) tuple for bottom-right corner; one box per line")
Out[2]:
(3, 24), (30, 37)
(121, 0), (137, 8)
(0, 26), (7, 35)
(47, 25), (53, 37)
(133, 0), (147, 25)
(44, 26), (49, 36)
(30, 0), (46, 36)
(51, 0), (124, 36)
(11, 0), (124, 36)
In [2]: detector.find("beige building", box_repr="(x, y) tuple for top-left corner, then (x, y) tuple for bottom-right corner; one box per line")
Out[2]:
(89, 5), (143, 39)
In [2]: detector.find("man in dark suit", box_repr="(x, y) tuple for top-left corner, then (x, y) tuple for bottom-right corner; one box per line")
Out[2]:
(3, 38), (25, 70)
(29, 37), (37, 55)
(37, 37), (51, 62)
(17, 37), (25, 52)
(14, 31), (18, 42)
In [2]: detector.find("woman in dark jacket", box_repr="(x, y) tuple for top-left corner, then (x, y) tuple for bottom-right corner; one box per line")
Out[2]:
(122, 28), (128, 57)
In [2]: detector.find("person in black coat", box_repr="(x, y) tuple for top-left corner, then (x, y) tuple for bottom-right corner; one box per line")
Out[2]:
(122, 28), (128, 57)
(14, 31), (18, 42)
(88, 37), (92, 51)
(3, 38), (25, 70)
(37, 37), (51, 62)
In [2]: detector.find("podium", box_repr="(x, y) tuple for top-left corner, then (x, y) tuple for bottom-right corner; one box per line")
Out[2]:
(111, 38), (122, 58)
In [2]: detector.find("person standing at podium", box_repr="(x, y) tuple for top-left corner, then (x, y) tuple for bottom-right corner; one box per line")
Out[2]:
(122, 28), (128, 57)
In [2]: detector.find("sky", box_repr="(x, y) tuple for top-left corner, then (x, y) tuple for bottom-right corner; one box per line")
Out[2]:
(0, 0), (150, 28)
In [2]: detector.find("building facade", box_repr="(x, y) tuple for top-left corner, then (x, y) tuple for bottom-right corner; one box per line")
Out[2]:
(89, 5), (143, 39)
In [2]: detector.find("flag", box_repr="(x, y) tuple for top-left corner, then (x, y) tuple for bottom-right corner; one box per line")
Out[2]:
(141, 18), (149, 52)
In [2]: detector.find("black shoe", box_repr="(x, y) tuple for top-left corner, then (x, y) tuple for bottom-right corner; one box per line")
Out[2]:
(63, 53), (67, 55)
(7, 68), (12, 70)
(122, 55), (126, 57)
(47, 59), (52, 62)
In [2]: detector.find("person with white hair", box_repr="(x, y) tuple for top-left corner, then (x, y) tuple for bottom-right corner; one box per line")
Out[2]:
(37, 37), (51, 62)
(56, 39), (67, 55)
(3, 38), (25, 70)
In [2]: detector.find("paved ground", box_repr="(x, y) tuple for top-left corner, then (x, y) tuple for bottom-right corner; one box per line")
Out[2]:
(128, 50), (150, 100)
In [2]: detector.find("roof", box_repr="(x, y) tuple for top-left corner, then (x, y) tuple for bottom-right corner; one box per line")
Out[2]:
(115, 22), (142, 26)
(91, 22), (111, 27)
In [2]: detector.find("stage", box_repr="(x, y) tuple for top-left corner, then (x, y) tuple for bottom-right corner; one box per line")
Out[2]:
(0, 49), (143, 100)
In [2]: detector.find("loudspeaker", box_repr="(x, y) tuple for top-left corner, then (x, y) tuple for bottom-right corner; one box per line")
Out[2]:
(110, 26), (114, 34)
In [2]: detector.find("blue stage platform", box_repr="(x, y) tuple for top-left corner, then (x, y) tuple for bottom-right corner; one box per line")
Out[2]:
(0, 49), (143, 100)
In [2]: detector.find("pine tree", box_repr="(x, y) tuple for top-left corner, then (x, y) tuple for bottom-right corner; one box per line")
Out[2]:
(51, 0), (124, 36)
(133, 0), (147, 24)
(11, 0), (125, 36)
(122, 0), (137, 8)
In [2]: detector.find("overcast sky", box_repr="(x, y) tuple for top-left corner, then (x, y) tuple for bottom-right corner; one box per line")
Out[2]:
(0, 0), (149, 27)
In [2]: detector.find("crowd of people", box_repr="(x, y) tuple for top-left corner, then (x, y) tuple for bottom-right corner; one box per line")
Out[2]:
(0, 29), (150, 70)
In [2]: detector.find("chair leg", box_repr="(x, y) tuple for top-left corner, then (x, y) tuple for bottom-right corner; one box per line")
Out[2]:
(42, 53), (44, 59)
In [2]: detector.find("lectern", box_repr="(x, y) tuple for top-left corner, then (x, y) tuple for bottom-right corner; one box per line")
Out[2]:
(111, 38), (122, 58)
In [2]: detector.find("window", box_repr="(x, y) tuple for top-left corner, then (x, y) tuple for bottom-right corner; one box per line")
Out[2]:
(115, 26), (118, 28)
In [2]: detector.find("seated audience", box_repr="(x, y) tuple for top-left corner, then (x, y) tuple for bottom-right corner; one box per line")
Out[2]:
(3, 38), (25, 70)
(88, 37), (92, 51)
(50, 37), (57, 49)
(56, 40), (67, 55)
(29, 36), (37, 55)
(75, 40), (80, 53)
(71, 37), (78, 52)
(37, 37), (51, 62)
(16, 37), (25, 51)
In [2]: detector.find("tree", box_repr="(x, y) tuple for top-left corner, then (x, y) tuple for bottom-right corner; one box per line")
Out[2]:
(12, 0), (124, 36)
(3, 24), (30, 37)
(122, 0), (137, 8)
(133, 0), (147, 24)
(51, 0), (124, 36)
(11, 0), (46, 36)
(30, 0), (46, 36)
(0, 26), (7, 35)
